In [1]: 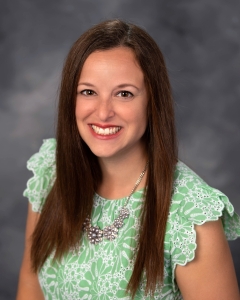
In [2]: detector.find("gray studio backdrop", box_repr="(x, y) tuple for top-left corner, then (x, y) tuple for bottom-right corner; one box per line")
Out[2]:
(1, 0), (240, 299)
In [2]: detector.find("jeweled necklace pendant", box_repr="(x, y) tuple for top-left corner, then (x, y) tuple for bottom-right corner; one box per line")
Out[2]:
(87, 225), (103, 244)
(83, 207), (130, 244)
(83, 162), (148, 244)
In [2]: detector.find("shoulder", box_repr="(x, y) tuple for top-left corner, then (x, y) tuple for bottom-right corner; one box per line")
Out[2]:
(175, 218), (240, 299)
(23, 139), (57, 212)
(26, 138), (56, 170)
(170, 161), (236, 227)
(164, 161), (240, 293)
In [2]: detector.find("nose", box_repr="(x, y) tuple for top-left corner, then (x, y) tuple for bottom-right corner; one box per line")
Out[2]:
(96, 97), (115, 121)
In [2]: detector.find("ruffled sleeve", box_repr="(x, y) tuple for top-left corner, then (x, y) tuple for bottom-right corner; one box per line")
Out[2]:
(165, 161), (240, 293)
(23, 139), (57, 213)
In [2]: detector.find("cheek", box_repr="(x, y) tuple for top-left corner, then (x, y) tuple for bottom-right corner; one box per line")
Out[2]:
(137, 104), (148, 134)
(126, 107), (148, 135)
(75, 100), (91, 120)
(75, 103), (89, 137)
(75, 100), (81, 119)
(136, 101), (148, 124)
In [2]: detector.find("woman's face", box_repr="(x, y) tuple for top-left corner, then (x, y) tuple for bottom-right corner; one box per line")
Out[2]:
(75, 47), (148, 161)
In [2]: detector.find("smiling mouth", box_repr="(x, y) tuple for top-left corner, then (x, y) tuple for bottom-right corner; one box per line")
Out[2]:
(91, 125), (121, 135)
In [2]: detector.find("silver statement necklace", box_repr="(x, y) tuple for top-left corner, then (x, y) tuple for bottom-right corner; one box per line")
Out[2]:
(83, 161), (149, 244)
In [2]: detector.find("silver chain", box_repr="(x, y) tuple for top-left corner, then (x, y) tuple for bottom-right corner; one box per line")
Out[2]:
(83, 161), (149, 244)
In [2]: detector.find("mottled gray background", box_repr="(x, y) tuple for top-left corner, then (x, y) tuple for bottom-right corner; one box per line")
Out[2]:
(0, 0), (240, 299)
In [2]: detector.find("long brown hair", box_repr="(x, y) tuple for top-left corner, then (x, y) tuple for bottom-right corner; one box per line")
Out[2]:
(31, 19), (178, 297)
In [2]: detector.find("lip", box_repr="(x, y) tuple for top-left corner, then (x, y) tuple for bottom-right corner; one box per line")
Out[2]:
(88, 123), (122, 140)
(90, 123), (121, 128)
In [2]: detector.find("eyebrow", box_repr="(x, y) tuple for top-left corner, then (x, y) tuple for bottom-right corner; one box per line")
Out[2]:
(78, 82), (140, 91)
(77, 83), (95, 87)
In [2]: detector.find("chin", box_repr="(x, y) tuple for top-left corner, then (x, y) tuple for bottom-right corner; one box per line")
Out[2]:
(86, 145), (115, 158)
(90, 151), (118, 159)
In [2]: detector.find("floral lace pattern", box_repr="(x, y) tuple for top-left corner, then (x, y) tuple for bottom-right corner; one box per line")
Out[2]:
(23, 139), (56, 212)
(24, 139), (240, 299)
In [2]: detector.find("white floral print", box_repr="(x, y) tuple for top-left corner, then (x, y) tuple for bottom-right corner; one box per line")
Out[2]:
(24, 139), (240, 299)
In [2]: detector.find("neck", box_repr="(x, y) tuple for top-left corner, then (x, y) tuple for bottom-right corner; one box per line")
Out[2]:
(97, 147), (148, 200)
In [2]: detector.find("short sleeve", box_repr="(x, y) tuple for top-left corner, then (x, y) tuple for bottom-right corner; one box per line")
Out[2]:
(166, 161), (240, 292)
(23, 139), (57, 213)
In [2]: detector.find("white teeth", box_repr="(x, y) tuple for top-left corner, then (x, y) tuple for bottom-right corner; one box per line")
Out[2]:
(99, 128), (104, 134)
(91, 125), (121, 135)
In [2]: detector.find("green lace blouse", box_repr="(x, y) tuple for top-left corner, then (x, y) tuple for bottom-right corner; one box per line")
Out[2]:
(23, 139), (240, 299)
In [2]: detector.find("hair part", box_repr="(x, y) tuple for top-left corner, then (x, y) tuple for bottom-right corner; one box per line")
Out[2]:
(31, 19), (178, 298)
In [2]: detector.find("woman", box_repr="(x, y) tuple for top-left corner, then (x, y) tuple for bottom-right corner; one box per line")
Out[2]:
(17, 19), (240, 299)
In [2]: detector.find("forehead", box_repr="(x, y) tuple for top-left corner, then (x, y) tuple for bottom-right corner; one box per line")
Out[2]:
(85, 47), (138, 62)
(79, 47), (144, 81)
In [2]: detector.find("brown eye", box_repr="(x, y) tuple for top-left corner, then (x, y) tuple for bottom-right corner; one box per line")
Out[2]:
(81, 89), (95, 96)
(117, 91), (133, 98)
